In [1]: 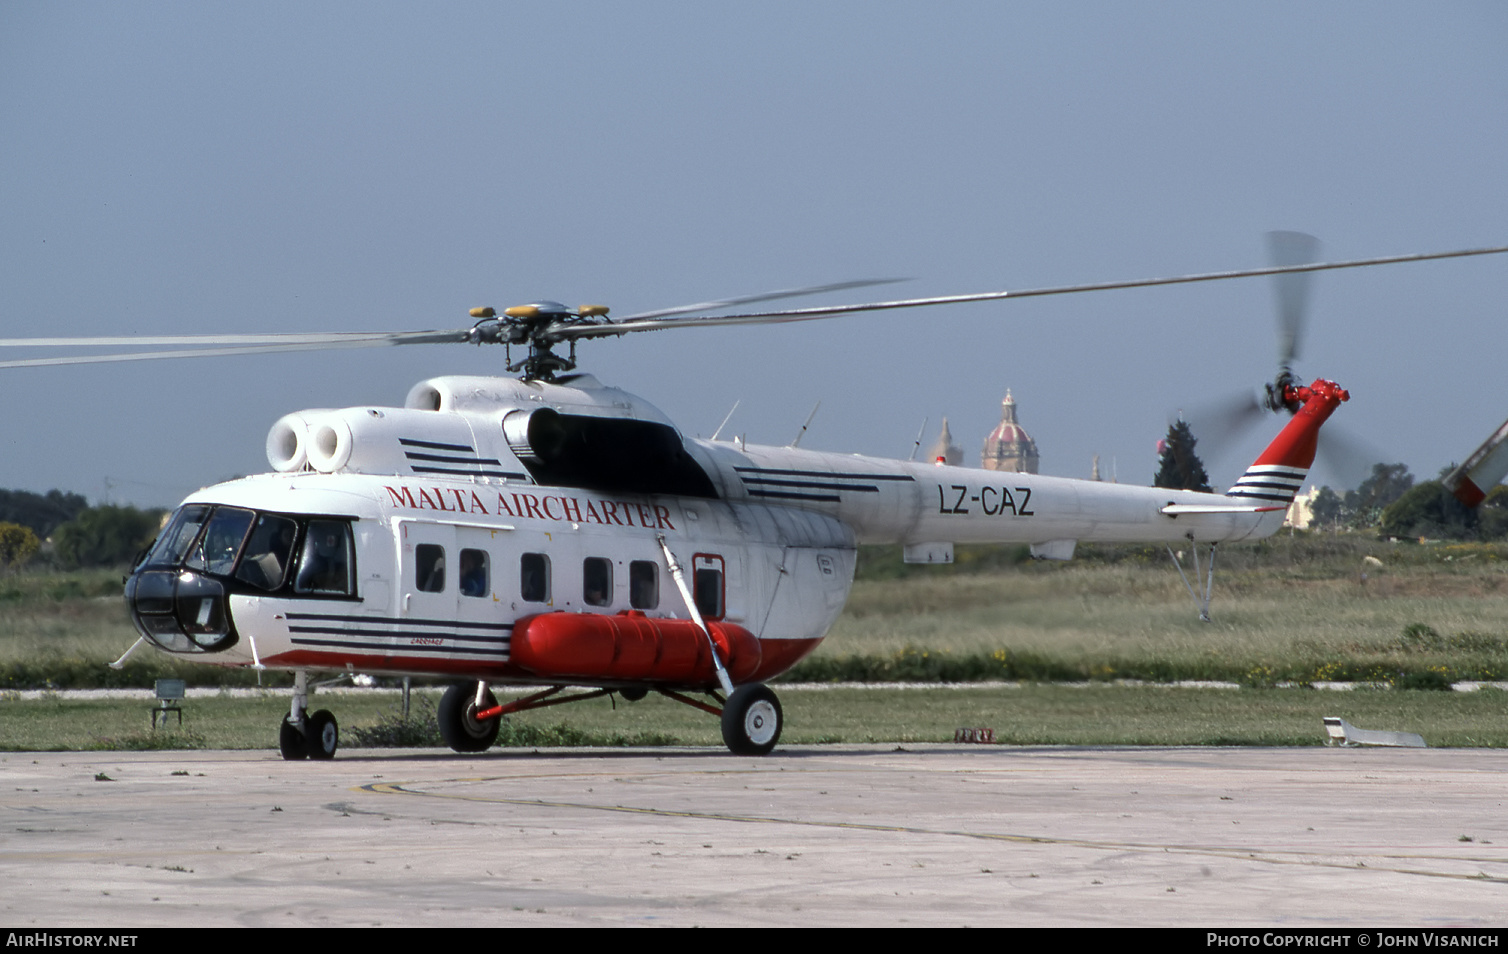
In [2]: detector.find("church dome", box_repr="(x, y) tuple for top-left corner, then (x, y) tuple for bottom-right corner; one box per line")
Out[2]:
(982, 389), (1040, 473)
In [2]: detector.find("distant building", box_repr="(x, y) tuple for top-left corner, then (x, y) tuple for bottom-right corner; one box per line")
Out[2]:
(981, 389), (1039, 474)
(927, 418), (963, 466)
(1286, 486), (1318, 529)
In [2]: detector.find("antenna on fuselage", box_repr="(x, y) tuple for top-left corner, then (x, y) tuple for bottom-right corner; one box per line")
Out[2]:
(710, 400), (741, 441)
(908, 417), (929, 461)
(788, 401), (821, 448)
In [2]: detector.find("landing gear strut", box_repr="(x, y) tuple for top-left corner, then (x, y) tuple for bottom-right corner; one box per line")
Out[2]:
(278, 670), (340, 760)
(430, 680), (787, 756)
(1167, 534), (1218, 622)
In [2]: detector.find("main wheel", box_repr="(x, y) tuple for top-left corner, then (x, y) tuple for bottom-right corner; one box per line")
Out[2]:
(721, 684), (782, 756)
(439, 683), (500, 753)
(278, 719), (308, 760)
(306, 709), (339, 760)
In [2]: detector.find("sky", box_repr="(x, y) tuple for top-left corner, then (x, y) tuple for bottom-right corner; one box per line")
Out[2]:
(3, 2), (1508, 509)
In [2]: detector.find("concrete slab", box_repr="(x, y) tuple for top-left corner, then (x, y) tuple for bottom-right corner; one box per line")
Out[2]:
(2, 745), (1505, 927)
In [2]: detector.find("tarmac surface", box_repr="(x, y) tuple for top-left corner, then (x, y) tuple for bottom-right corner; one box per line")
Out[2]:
(3, 744), (1506, 928)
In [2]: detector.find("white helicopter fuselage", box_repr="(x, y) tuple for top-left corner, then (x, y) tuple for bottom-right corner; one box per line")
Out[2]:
(124, 372), (1324, 695)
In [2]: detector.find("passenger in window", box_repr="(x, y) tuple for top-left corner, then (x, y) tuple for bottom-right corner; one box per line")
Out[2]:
(584, 557), (611, 607)
(460, 549), (488, 598)
(521, 553), (549, 603)
(630, 561), (658, 609)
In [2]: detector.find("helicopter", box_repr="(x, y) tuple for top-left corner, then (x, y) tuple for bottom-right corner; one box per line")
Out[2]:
(5, 241), (1506, 759)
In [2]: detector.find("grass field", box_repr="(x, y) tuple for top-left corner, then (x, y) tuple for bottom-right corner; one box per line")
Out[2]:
(4, 684), (1507, 751)
(2, 532), (1506, 751)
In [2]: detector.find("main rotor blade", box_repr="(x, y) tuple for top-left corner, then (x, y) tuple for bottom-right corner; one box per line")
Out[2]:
(1267, 230), (1321, 370)
(555, 243), (1508, 340)
(0, 329), (472, 369)
(614, 278), (908, 322)
(1177, 389), (1268, 465)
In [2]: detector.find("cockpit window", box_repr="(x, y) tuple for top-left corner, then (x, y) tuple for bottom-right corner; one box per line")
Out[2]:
(143, 505), (211, 568)
(234, 514), (299, 591)
(134, 505), (356, 599)
(294, 520), (355, 596)
(184, 507), (254, 576)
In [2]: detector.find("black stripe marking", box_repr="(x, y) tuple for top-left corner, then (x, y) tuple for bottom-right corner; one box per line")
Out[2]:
(289, 625), (512, 644)
(404, 451), (505, 465)
(740, 476), (881, 493)
(400, 438), (475, 452)
(736, 466), (914, 482)
(287, 612), (512, 631)
(289, 637), (510, 658)
(409, 465), (531, 479)
(747, 489), (842, 503)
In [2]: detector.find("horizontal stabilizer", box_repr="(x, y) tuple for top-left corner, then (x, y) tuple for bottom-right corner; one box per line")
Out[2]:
(1161, 503), (1285, 515)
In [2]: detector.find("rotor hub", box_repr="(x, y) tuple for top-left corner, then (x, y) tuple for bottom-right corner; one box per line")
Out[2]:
(467, 302), (614, 381)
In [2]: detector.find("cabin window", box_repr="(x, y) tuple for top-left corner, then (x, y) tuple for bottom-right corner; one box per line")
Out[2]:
(459, 548), (489, 598)
(234, 514), (299, 591)
(693, 554), (724, 620)
(413, 544), (445, 593)
(520, 553), (551, 603)
(583, 557), (612, 607)
(629, 560), (658, 610)
(293, 520), (356, 596)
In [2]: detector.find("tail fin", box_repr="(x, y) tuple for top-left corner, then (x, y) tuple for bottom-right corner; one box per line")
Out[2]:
(1226, 379), (1349, 505)
(1444, 416), (1508, 507)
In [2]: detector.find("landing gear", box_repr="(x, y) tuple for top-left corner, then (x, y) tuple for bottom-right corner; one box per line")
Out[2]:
(307, 709), (339, 760)
(278, 670), (339, 761)
(279, 718), (307, 760)
(1167, 534), (1218, 622)
(439, 682), (501, 753)
(721, 683), (782, 756)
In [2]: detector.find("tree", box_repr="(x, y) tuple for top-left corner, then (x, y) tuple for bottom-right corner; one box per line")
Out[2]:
(1153, 420), (1212, 492)
(1344, 463), (1414, 529)
(1380, 481), (1476, 540)
(0, 489), (88, 538)
(1309, 486), (1344, 528)
(0, 522), (40, 571)
(51, 505), (164, 569)
(1477, 484), (1508, 540)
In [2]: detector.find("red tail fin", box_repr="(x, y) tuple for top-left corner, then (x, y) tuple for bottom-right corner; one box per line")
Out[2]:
(1226, 379), (1348, 504)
